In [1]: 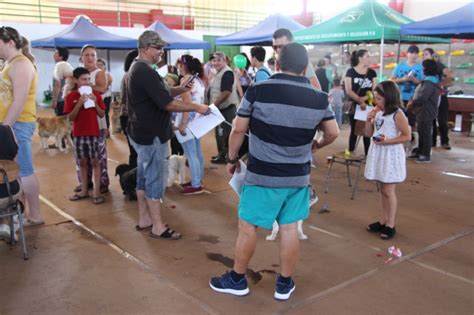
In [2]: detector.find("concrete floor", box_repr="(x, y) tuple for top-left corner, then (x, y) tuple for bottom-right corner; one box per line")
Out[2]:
(0, 112), (473, 315)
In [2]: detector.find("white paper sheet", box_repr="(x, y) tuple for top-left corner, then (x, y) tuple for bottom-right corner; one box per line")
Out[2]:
(172, 113), (194, 143)
(187, 104), (225, 139)
(78, 86), (95, 109)
(229, 160), (247, 196)
(354, 105), (374, 121)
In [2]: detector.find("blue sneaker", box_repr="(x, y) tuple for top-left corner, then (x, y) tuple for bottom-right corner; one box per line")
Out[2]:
(274, 275), (296, 300)
(209, 271), (249, 296)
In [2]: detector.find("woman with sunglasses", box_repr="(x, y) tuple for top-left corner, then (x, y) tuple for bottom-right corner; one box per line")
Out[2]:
(175, 54), (206, 195)
(0, 27), (43, 225)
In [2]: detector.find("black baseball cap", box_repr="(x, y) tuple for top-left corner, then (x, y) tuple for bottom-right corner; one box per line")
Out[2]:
(407, 45), (419, 54)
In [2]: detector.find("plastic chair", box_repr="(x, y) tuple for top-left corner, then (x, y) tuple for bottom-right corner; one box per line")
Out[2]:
(0, 160), (28, 260)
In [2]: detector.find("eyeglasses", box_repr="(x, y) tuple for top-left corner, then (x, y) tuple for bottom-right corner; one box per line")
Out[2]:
(272, 44), (283, 50)
(148, 45), (163, 51)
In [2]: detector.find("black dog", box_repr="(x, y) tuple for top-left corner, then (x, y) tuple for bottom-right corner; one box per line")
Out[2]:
(115, 164), (137, 201)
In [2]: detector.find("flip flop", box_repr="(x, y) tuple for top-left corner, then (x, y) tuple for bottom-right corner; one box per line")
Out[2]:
(92, 196), (105, 205)
(69, 194), (90, 201)
(150, 228), (182, 240)
(135, 223), (168, 231)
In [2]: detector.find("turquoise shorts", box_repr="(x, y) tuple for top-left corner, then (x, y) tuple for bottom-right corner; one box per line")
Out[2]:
(238, 185), (310, 229)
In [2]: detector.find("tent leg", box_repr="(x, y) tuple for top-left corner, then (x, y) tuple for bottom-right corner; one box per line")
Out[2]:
(396, 35), (401, 64)
(106, 50), (111, 72)
(379, 30), (385, 82)
(447, 43), (452, 68)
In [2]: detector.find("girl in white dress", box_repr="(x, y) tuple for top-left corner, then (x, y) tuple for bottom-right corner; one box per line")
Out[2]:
(365, 81), (411, 240)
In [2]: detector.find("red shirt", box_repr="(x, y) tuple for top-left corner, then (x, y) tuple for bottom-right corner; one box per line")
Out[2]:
(64, 90), (105, 137)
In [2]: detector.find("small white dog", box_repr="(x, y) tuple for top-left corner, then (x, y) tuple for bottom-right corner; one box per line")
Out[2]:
(266, 190), (318, 241)
(167, 155), (186, 187)
(266, 220), (308, 241)
(54, 61), (74, 98)
(404, 131), (419, 156)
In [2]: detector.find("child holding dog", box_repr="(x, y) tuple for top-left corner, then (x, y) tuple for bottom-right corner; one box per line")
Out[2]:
(364, 81), (411, 240)
(64, 67), (106, 205)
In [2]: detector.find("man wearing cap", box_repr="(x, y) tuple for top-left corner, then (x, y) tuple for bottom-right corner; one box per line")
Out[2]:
(272, 28), (321, 90)
(208, 51), (240, 164)
(127, 30), (210, 240)
(209, 43), (338, 300)
(390, 45), (424, 126)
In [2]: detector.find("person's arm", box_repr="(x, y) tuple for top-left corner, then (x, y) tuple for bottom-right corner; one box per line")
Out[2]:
(51, 78), (61, 109)
(67, 95), (86, 121)
(92, 70), (107, 93)
(164, 100), (209, 115)
(89, 93), (105, 118)
(441, 67), (454, 87)
(107, 72), (113, 89)
(365, 109), (377, 137)
(226, 116), (249, 175)
(3, 60), (35, 126)
(312, 119), (339, 151)
(178, 76), (192, 135)
(376, 111), (411, 145)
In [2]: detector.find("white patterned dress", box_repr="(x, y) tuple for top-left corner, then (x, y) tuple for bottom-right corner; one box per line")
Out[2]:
(364, 109), (406, 183)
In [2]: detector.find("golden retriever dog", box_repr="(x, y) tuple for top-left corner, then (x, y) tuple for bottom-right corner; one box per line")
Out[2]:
(37, 116), (73, 152)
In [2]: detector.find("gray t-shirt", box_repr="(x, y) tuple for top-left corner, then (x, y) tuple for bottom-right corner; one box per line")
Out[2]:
(329, 88), (345, 107)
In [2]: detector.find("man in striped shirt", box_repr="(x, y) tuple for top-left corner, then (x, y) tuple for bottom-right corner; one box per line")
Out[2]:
(210, 43), (339, 300)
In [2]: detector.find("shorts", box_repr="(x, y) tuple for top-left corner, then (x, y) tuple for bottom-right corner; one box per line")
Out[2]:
(74, 136), (100, 160)
(129, 136), (169, 200)
(12, 122), (36, 177)
(238, 185), (310, 229)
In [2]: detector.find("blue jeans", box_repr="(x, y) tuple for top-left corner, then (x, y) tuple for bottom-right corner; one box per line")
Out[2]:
(332, 103), (343, 126)
(130, 137), (169, 200)
(181, 138), (204, 188)
(12, 122), (36, 177)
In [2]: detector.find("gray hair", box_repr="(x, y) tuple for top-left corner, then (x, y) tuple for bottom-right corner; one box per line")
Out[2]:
(213, 52), (226, 60)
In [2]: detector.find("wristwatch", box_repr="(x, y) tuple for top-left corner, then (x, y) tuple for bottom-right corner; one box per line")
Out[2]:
(226, 154), (239, 165)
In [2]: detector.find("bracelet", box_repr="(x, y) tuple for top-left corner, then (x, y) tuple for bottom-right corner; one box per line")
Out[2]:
(225, 154), (239, 165)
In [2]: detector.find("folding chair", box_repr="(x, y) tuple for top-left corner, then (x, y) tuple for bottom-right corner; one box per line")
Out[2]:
(0, 160), (28, 260)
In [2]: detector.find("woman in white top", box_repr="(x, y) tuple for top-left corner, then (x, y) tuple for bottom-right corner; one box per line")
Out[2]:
(175, 55), (206, 195)
(97, 58), (113, 134)
(72, 44), (110, 195)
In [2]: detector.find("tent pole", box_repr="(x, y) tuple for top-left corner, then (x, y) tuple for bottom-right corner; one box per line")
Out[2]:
(447, 42), (452, 68)
(396, 35), (401, 64)
(106, 50), (111, 72)
(379, 28), (384, 81)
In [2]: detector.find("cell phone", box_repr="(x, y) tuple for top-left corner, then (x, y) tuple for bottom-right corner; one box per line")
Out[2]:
(188, 73), (199, 83)
(373, 135), (383, 142)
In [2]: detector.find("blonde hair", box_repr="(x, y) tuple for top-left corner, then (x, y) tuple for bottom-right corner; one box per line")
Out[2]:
(20, 36), (36, 65)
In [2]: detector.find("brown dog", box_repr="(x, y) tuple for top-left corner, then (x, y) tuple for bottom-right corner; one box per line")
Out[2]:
(37, 116), (73, 152)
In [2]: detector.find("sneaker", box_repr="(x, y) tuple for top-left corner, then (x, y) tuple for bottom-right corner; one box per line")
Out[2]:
(274, 275), (296, 301)
(415, 156), (431, 164)
(180, 181), (192, 188)
(309, 189), (319, 208)
(209, 271), (249, 296)
(442, 143), (451, 150)
(182, 186), (204, 195)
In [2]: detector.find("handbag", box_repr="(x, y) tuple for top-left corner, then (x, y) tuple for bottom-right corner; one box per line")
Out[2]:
(354, 120), (367, 137)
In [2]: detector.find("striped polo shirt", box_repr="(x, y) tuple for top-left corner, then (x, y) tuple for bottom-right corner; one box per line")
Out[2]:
(237, 73), (334, 188)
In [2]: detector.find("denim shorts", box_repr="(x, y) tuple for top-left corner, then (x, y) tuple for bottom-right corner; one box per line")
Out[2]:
(238, 185), (310, 229)
(129, 137), (169, 200)
(12, 122), (36, 177)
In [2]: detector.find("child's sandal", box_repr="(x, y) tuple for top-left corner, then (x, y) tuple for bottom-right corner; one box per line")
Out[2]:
(381, 226), (396, 240)
(366, 221), (385, 233)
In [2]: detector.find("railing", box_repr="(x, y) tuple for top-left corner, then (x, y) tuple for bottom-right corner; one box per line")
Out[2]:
(0, 0), (271, 32)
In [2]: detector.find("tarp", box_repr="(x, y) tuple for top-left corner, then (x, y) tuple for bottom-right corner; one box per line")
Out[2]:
(147, 20), (211, 49)
(31, 16), (136, 49)
(400, 2), (474, 39)
(293, 0), (448, 44)
(215, 14), (305, 46)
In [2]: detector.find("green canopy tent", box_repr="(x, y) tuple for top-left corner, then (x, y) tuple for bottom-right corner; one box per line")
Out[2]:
(293, 0), (449, 79)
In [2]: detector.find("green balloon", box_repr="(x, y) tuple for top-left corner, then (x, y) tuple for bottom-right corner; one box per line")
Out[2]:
(233, 54), (247, 69)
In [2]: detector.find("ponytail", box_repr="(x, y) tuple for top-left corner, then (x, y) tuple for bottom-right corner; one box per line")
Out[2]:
(350, 49), (368, 68)
(20, 36), (36, 65)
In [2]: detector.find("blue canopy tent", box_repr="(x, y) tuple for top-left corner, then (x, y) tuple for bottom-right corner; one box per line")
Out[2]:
(215, 14), (305, 46)
(400, 2), (474, 39)
(31, 16), (136, 49)
(147, 20), (211, 49)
